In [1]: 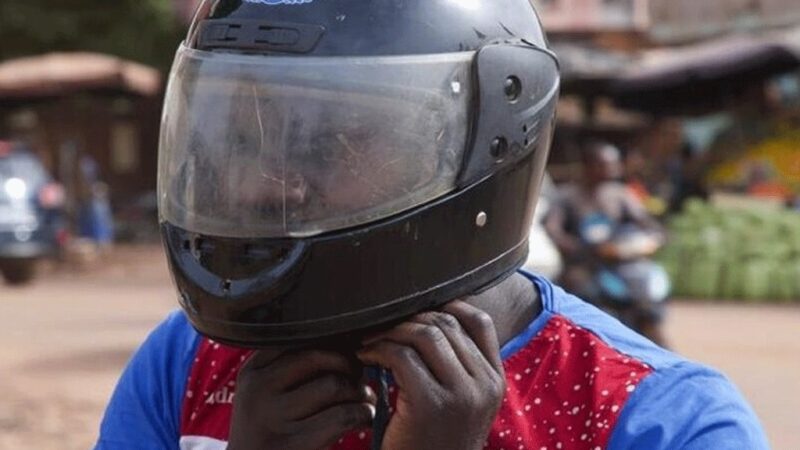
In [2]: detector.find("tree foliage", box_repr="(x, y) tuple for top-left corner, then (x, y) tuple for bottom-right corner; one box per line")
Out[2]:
(0, 0), (185, 70)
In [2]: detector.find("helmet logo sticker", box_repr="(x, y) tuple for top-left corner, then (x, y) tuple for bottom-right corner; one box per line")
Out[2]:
(243, 0), (314, 5)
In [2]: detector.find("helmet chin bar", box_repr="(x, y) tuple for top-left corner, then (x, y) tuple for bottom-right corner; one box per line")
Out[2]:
(163, 138), (551, 347)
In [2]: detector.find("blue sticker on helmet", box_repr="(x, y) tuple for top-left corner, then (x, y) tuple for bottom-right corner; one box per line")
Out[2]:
(243, 0), (314, 5)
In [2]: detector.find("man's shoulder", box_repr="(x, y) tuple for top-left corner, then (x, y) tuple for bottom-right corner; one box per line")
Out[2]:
(146, 309), (202, 353)
(531, 275), (680, 371)
(497, 276), (663, 449)
(518, 273), (739, 409)
(519, 275), (768, 448)
(96, 311), (204, 449)
(139, 312), (251, 443)
(125, 310), (206, 383)
(143, 310), (250, 378)
(608, 356), (769, 448)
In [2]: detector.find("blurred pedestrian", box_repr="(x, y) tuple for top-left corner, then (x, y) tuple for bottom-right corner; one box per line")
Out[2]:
(668, 142), (709, 212)
(77, 182), (114, 250)
(545, 141), (670, 346)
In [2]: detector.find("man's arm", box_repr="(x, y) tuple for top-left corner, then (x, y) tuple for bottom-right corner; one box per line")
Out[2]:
(95, 311), (200, 450)
(608, 362), (769, 449)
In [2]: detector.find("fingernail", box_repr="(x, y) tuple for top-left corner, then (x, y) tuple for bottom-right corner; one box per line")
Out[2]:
(363, 384), (376, 399)
(366, 403), (376, 419)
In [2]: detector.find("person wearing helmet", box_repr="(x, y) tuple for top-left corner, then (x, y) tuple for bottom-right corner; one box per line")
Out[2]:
(96, 1), (767, 449)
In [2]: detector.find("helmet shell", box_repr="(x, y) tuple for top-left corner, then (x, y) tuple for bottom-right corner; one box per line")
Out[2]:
(162, 0), (560, 346)
(187, 0), (547, 56)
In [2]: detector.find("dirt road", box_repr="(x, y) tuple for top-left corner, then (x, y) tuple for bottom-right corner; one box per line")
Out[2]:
(0, 245), (797, 449)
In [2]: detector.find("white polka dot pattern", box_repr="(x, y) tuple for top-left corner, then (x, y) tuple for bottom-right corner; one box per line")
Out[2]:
(180, 315), (652, 450)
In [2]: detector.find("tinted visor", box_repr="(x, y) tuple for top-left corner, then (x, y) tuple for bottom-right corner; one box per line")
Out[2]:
(159, 45), (474, 238)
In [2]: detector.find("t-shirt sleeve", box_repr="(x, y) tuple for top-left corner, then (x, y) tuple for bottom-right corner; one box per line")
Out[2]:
(95, 311), (200, 450)
(608, 362), (770, 449)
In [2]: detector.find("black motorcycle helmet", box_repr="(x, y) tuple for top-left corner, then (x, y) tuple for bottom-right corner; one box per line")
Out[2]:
(159, 0), (560, 347)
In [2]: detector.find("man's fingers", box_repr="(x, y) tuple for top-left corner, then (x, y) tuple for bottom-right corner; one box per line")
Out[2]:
(442, 301), (503, 373)
(241, 350), (358, 392)
(270, 351), (359, 390)
(240, 348), (282, 372)
(282, 374), (376, 420)
(357, 340), (437, 391)
(288, 402), (375, 449)
(362, 321), (467, 385)
(409, 311), (487, 378)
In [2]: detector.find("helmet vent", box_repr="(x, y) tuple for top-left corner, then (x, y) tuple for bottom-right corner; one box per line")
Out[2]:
(504, 76), (522, 102)
(196, 19), (325, 54)
(490, 137), (509, 160)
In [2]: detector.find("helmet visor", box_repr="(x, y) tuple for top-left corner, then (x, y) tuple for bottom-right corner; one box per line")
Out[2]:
(159, 45), (474, 238)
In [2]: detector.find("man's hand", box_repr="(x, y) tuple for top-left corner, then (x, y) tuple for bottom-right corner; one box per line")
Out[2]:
(228, 349), (376, 450)
(357, 301), (506, 450)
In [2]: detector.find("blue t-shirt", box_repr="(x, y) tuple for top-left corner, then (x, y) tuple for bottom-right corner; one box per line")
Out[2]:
(96, 274), (769, 449)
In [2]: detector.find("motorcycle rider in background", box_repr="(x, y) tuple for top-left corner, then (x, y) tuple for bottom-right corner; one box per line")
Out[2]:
(545, 141), (670, 347)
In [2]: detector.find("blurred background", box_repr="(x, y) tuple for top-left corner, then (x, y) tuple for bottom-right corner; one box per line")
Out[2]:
(0, 1), (798, 448)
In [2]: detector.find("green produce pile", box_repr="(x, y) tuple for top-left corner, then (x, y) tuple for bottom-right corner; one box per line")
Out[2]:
(658, 200), (800, 302)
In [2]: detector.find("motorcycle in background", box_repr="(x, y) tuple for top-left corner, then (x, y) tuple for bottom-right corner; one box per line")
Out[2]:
(577, 214), (671, 346)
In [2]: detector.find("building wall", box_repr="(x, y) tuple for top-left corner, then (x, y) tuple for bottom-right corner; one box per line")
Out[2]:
(534, 0), (647, 33)
(1, 94), (160, 213)
(647, 0), (800, 42)
(534, 0), (800, 41)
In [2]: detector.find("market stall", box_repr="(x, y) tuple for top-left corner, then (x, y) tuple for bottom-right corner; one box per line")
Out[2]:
(611, 34), (800, 115)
